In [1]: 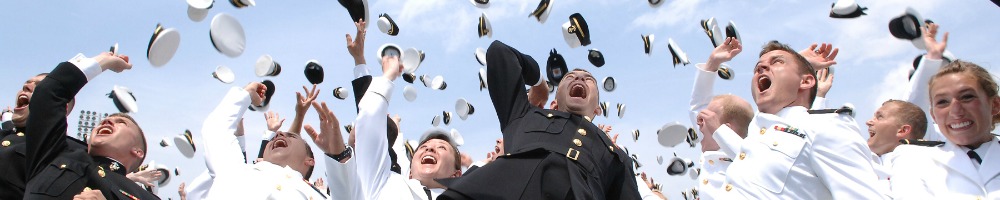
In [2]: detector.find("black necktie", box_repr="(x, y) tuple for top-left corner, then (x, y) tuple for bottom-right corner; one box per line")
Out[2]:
(968, 149), (983, 164)
(424, 187), (432, 200)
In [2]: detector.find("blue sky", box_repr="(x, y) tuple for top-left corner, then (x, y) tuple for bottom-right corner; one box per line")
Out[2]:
(3, 0), (1000, 199)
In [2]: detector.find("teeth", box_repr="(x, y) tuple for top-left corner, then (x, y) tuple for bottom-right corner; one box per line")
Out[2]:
(422, 155), (436, 163)
(950, 121), (972, 129)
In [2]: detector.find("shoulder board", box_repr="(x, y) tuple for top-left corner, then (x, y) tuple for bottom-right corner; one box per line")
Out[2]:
(807, 106), (854, 117)
(899, 139), (945, 147)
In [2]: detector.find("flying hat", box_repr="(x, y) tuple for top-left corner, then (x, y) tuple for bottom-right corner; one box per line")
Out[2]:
(631, 129), (640, 142)
(213, 65), (236, 84)
(631, 154), (643, 169)
(699, 17), (724, 48)
(304, 60), (324, 84)
(109, 43), (119, 55)
(455, 98), (475, 120)
(547, 80), (556, 94)
(248, 80), (275, 111)
(478, 68), (488, 91)
(717, 64), (734, 80)
(228, 0), (255, 8)
(402, 73), (417, 84)
(909, 51), (957, 80)
(685, 126), (699, 148)
(159, 137), (170, 147)
(600, 101), (610, 117)
(561, 13), (591, 48)
(602, 77), (616, 92)
(333, 87), (350, 100)
(155, 164), (172, 186)
(377, 43), (403, 61)
(402, 48), (423, 74)
(344, 123), (354, 134)
(338, 0), (369, 28)
(546, 49), (568, 85)
(724, 20), (741, 42)
(403, 85), (418, 102)
(442, 111), (453, 125)
(187, 0), (212, 22)
(530, 0), (553, 23)
(648, 0), (663, 7)
(174, 129), (196, 158)
(657, 122), (689, 147)
(255, 54), (282, 77)
(431, 115), (441, 127)
(108, 85), (139, 113)
(146, 23), (181, 67)
(588, 49), (605, 67)
(829, 0), (868, 18)
(175, 167), (181, 176)
(431, 75), (448, 90)
(420, 74), (432, 88)
(656, 155), (663, 165)
(475, 47), (487, 66)
(404, 139), (417, 160)
(641, 34), (654, 55)
(450, 128), (465, 146)
(377, 13), (400, 36)
(478, 13), (492, 38)
(666, 153), (694, 176)
(667, 38), (690, 67)
(888, 7), (928, 50)
(470, 0), (489, 8)
(617, 103), (626, 119)
(209, 13), (246, 58)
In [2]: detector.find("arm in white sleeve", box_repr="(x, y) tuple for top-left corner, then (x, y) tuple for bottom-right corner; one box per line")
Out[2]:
(354, 64), (370, 79)
(355, 76), (394, 199)
(808, 119), (889, 200)
(690, 63), (717, 131)
(712, 124), (741, 158)
(811, 96), (828, 110)
(325, 155), (361, 200)
(201, 87), (252, 176)
(907, 57), (946, 141)
(68, 53), (103, 81)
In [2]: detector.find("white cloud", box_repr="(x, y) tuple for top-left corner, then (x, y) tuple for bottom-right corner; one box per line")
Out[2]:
(629, 0), (705, 30)
(871, 63), (912, 108)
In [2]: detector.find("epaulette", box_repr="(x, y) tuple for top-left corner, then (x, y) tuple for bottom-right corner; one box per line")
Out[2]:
(808, 105), (855, 117)
(899, 139), (945, 147)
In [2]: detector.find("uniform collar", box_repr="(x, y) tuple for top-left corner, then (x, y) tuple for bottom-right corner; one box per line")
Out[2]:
(253, 161), (304, 179)
(93, 156), (128, 175)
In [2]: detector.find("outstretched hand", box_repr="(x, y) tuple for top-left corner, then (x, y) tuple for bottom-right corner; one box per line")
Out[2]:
(706, 37), (742, 71)
(95, 52), (132, 73)
(922, 22), (949, 60)
(126, 168), (163, 187)
(295, 85), (321, 116)
(816, 68), (835, 98)
(347, 19), (367, 65)
(799, 43), (839, 70)
(265, 111), (285, 132)
(303, 101), (345, 155)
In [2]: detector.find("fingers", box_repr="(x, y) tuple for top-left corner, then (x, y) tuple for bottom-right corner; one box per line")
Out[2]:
(311, 102), (326, 121)
(828, 48), (839, 60)
(941, 32), (949, 45)
(807, 43), (818, 52)
(345, 34), (353, 45)
(304, 125), (319, 140)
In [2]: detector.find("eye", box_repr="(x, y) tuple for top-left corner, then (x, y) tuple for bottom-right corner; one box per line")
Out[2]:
(934, 99), (950, 107)
(960, 94), (976, 101)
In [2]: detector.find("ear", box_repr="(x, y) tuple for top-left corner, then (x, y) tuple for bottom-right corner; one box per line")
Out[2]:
(800, 73), (816, 91)
(550, 100), (559, 110)
(896, 124), (913, 139)
(452, 169), (462, 178)
(132, 147), (145, 160)
(991, 96), (1000, 116)
(594, 105), (602, 116)
(305, 157), (316, 167)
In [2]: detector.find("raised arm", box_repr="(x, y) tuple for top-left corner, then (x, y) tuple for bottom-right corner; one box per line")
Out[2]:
(486, 40), (543, 130)
(26, 52), (131, 180)
(289, 85), (319, 134)
(201, 83), (265, 176)
(692, 37), (741, 135)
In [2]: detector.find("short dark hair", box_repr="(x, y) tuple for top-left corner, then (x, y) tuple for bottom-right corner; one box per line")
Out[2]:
(304, 143), (315, 179)
(419, 134), (462, 170)
(108, 113), (146, 171)
(882, 100), (928, 139)
(758, 41), (817, 106)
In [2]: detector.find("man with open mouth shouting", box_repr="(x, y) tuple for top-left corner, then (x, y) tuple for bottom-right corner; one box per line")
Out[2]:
(719, 41), (887, 199)
(438, 40), (641, 200)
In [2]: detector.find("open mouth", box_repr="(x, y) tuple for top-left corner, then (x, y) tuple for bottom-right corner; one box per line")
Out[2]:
(757, 76), (772, 93)
(421, 155), (438, 165)
(569, 83), (588, 99)
(271, 139), (288, 149)
(949, 120), (973, 130)
(96, 126), (114, 136)
(495, 146), (501, 154)
(15, 95), (29, 109)
(868, 129), (875, 138)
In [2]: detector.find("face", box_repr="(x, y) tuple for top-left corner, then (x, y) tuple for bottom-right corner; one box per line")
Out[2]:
(410, 139), (460, 181)
(866, 104), (904, 155)
(697, 99), (725, 152)
(752, 51), (812, 114)
(88, 116), (143, 163)
(11, 75), (45, 127)
(929, 73), (1000, 146)
(554, 70), (600, 117)
(263, 132), (313, 169)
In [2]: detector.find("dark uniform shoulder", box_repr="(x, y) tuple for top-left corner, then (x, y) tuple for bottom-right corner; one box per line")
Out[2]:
(807, 104), (855, 117)
(899, 139), (945, 147)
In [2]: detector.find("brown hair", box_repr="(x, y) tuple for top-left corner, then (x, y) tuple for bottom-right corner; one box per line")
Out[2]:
(882, 100), (928, 139)
(928, 60), (1000, 129)
(758, 41), (817, 106)
(419, 134), (462, 170)
(109, 113), (146, 171)
(714, 95), (754, 138)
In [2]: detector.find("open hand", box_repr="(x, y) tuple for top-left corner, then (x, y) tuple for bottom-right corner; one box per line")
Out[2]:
(799, 43), (839, 70)
(304, 102), (345, 155)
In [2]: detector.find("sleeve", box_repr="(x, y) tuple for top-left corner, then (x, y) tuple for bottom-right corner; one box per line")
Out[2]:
(712, 124), (742, 158)
(355, 76), (394, 199)
(690, 63), (717, 132)
(25, 60), (96, 180)
(325, 155), (361, 200)
(634, 175), (659, 200)
(907, 56), (946, 141)
(807, 118), (889, 200)
(351, 75), (374, 114)
(201, 87), (252, 177)
(486, 40), (540, 131)
(811, 96), (828, 110)
(609, 158), (643, 199)
(886, 150), (934, 199)
(354, 64), (370, 79)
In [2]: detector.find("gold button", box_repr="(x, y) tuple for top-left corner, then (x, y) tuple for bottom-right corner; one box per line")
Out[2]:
(578, 129), (587, 136)
(573, 139), (582, 147)
(83, 187), (92, 192)
(547, 113), (554, 118)
(739, 152), (746, 160)
(609, 146), (614, 151)
(760, 128), (766, 135)
(584, 116), (592, 122)
(725, 184), (733, 191)
(276, 185), (282, 191)
(59, 164), (67, 169)
(98, 167), (106, 178)
(702, 179), (708, 185)
(1, 141), (9, 147)
(708, 160), (715, 165)
(16, 132), (24, 137)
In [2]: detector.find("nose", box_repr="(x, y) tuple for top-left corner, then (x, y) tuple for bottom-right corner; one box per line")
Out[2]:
(755, 64), (768, 75)
(866, 118), (874, 127)
(947, 100), (966, 119)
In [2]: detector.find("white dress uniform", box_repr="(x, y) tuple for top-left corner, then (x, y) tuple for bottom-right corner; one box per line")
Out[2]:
(201, 87), (326, 200)
(688, 64), (740, 200)
(889, 137), (1000, 199)
(908, 56), (949, 143)
(697, 151), (733, 200)
(722, 106), (888, 200)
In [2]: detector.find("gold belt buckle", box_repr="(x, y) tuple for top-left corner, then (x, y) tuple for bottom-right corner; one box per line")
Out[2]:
(566, 148), (580, 161)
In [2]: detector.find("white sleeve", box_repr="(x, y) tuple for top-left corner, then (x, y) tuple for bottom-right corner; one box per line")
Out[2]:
(907, 57), (946, 141)
(634, 175), (662, 200)
(325, 156), (361, 200)
(807, 118), (889, 200)
(67, 53), (103, 81)
(712, 124), (741, 158)
(201, 87), (252, 176)
(354, 64), (371, 79)
(690, 63), (717, 131)
(355, 76), (394, 199)
(887, 149), (934, 199)
(811, 96), (828, 110)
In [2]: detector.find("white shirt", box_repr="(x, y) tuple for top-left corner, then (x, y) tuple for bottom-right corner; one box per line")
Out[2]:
(200, 87), (325, 199)
(889, 137), (1000, 199)
(907, 56), (949, 143)
(697, 151), (733, 200)
(723, 106), (887, 200)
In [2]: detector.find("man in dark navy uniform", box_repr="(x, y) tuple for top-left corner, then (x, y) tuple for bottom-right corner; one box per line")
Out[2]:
(439, 41), (641, 199)
(24, 51), (158, 200)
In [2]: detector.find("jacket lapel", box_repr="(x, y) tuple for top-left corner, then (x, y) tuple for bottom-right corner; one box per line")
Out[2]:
(979, 138), (1000, 184)
(934, 142), (982, 184)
